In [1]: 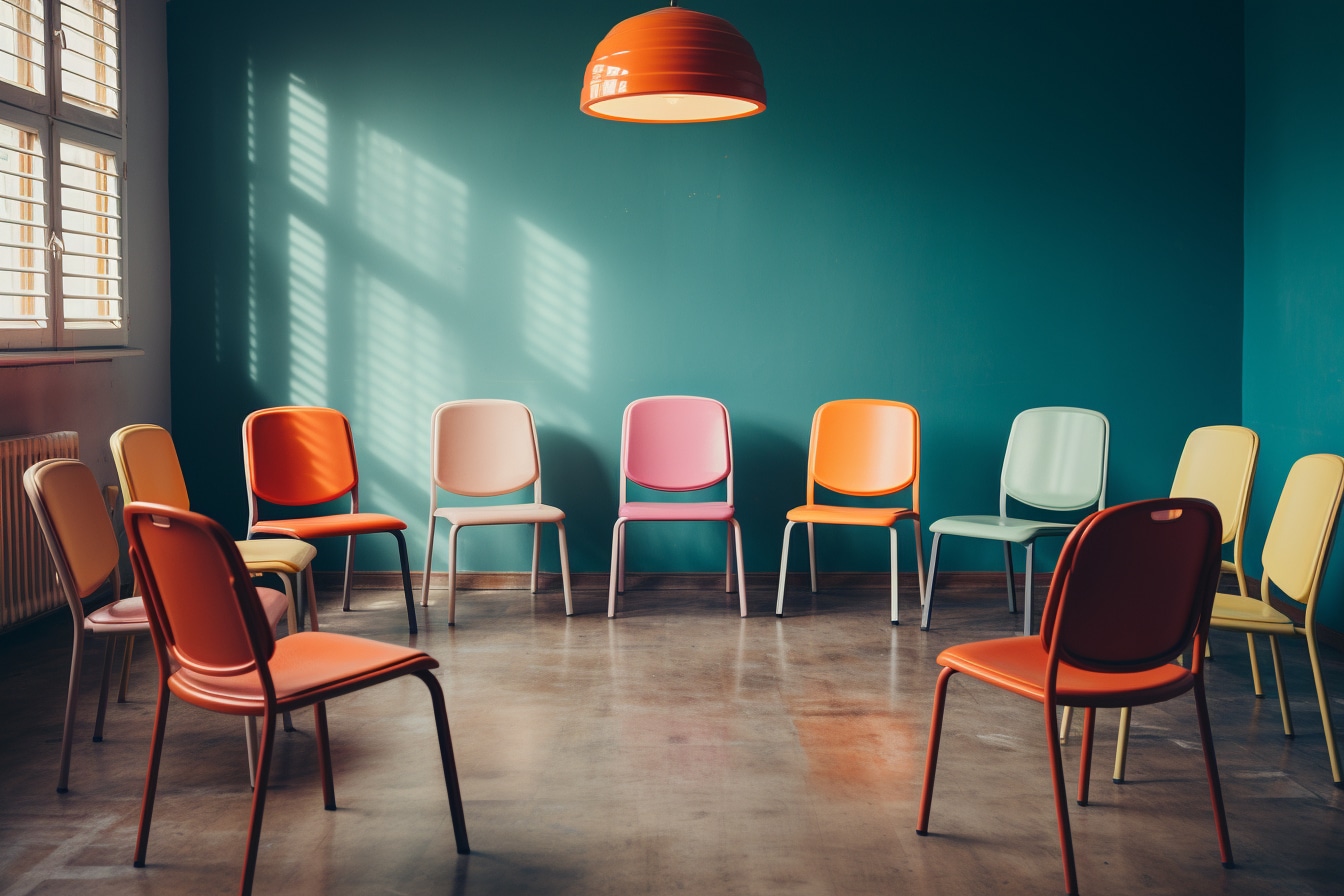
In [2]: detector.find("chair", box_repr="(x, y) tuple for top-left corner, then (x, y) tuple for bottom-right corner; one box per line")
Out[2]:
(916, 498), (1232, 896)
(608, 396), (746, 617)
(243, 406), (418, 634)
(774, 399), (926, 624)
(921, 407), (1110, 635)
(1207, 453), (1344, 783)
(422, 400), (573, 623)
(124, 501), (469, 896)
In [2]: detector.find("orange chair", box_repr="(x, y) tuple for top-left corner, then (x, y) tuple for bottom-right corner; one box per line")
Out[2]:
(774, 399), (925, 624)
(125, 502), (469, 896)
(243, 406), (418, 634)
(916, 498), (1232, 895)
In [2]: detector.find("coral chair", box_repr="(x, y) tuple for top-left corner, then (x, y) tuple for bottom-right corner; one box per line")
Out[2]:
(775, 399), (926, 624)
(125, 502), (469, 896)
(609, 396), (746, 617)
(916, 498), (1232, 896)
(922, 407), (1109, 635)
(243, 406), (418, 634)
(1208, 454), (1344, 783)
(422, 400), (573, 623)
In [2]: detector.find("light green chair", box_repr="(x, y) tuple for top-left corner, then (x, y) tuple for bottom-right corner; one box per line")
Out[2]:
(920, 407), (1110, 635)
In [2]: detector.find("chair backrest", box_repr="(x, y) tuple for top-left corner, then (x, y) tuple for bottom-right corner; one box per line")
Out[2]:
(430, 400), (541, 499)
(243, 406), (360, 511)
(1169, 425), (1258, 547)
(621, 396), (733, 497)
(1261, 454), (1344, 608)
(23, 458), (121, 610)
(111, 424), (191, 510)
(125, 501), (276, 685)
(1001, 407), (1109, 514)
(807, 399), (919, 505)
(1039, 497), (1222, 675)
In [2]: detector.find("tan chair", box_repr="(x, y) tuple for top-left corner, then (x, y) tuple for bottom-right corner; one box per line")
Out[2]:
(422, 400), (572, 624)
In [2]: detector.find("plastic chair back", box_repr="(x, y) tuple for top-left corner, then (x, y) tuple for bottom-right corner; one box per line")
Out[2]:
(126, 502), (275, 678)
(1002, 407), (1109, 513)
(244, 406), (359, 506)
(431, 400), (541, 497)
(623, 396), (731, 492)
(111, 424), (191, 509)
(1261, 454), (1344, 605)
(809, 399), (918, 498)
(24, 459), (121, 604)
(1170, 425), (1258, 546)
(1040, 498), (1222, 674)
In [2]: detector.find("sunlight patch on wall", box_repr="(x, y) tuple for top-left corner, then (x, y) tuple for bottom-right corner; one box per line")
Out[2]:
(287, 75), (327, 205)
(288, 215), (328, 405)
(354, 124), (468, 292)
(247, 59), (256, 165)
(247, 183), (259, 382)
(518, 218), (590, 391)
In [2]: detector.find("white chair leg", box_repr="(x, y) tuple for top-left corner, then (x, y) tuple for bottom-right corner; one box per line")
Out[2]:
(776, 520), (796, 617)
(244, 715), (259, 788)
(531, 523), (541, 594)
(341, 534), (357, 612)
(913, 520), (927, 606)
(807, 522), (817, 592)
(421, 514), (437, 607)
(1003, 541), (1018, 613)
(732, 519), (747, 617)
(608, 521), (624, 618)
(920, 533), (943, 631)
(889, 526), (900, 625)
(446, 524), (461, 626)
(725, 524), (733, 594)
(1023, 541), (1035, 636)
(556, 522), (573, 616)
(618, 523), (627, 593)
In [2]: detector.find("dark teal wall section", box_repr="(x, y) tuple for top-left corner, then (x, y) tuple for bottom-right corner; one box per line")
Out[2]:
(168, 1), (1243, 577)
(1244, 1), (1344, 631)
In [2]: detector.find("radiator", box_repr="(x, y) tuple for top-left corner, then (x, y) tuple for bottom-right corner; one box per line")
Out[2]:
(1, 431), (79, 631)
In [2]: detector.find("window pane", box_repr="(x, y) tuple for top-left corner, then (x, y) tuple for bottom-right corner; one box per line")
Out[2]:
(0, 118), (46, 329)
(59, 0), (116, 117)
(58, 136), (118, 327)
(0, 0), (45, 94)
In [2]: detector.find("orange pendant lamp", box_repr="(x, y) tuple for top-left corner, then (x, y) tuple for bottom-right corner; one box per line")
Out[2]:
(581, 2), (766, 123)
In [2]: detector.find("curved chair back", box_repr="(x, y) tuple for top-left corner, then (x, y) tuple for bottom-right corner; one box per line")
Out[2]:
(24, 458), (121, 607)
(1001, 407), (1109, 514)
(1040, 498), (1222, 675)
(622, 396), (732, 494)
(808, 399), (918, 502)
(431, 400), (541, 498)
(1261, 454), (1344, 607)
(1170, 425), (1258, 548)
(244, 406), (360, 508)
(111, 424), (191, 509)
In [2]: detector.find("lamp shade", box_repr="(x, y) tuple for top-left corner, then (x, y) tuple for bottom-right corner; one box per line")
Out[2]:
(581, 5), (766, 123)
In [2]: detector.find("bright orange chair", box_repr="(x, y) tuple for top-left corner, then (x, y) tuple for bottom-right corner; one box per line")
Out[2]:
(243, 406), (418, 634)
(774, 399), (925, 624)
(916, 498), (1232, 895)
(125, 501), (469, 896)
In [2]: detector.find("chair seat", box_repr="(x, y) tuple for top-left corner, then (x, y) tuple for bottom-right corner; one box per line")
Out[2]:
(929, 514), (1076, 544)
(938, 637), (1195, 708)
(251, 513), (407, 540)
(85, 597), (149, 634)
(786, 504), (915, 527)
(236, 539), (318, 573)
(436, 503), (565, 526)
(167, 631), (438, 714)
(619, 501), (735, 522)
(1209, 592), (1297, 635)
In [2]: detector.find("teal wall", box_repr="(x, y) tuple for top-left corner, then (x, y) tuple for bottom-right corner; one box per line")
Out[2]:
(167, 1), (1244, 577)
(1244, 1), (1344, 631)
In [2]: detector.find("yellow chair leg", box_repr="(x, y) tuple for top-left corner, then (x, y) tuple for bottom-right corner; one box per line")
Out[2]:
(1113, 706), (1131, 783)
(1245, 632), (1263, 697)
(1268, 634), (1294, 737)
(1305, 633), (1342, 783)
(1059, 705), (1073, 745)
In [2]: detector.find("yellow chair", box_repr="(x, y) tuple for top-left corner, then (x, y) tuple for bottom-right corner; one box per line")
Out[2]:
(1208, 453), (1344, 783)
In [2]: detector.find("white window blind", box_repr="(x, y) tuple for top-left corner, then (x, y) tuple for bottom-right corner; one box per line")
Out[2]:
(0, 117), (46, 329)
(58, 0), (117, 118)
(57, 137), (116, 327)
(0, 1), (44, 96)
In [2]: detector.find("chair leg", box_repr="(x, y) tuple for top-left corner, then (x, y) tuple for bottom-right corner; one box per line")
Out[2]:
(889, 526), (900, 625)
(807, 522), (817, 593)
(1059, 706), (1073, 745)
(244, 716), (259, 787)
(921, 533), (944, 631)
(1045, 699), (1080, 896)
(1192, 677), (1235, 867)
(1245, 633), (1264, 697)
(1268, 634), (1294, 737)
(314, 702), (335, 810)
(1023, 542), (1035, 636)
(916, 666), (956, 834)
(725, 523), (732, 594)
(913, 520), (927, 607)
(117, 635), (135, 703)
(531, 523), (541, 595)
(422, 514), (437, 607)
(618, 523), (627, 594)
(341, 534), (357, 612)
(1305, 631), (1342, 783)
(416, 670), (470, 854)
(731, 519), (747, 617)
(1003, 542), (1018, 614)
(608, 520), (623, 618)
(279, 571), (298, 636)
(447, 524), (461, 626)
(133, 678), (172, 868)
(1113, 706), (1132, 783)
(240, 713), (278, 896)
(392, 530), (418, 635)
(556, 522), (574, 616)
(58, 626), (85, 793)
(1077, 707), (1096, 806)
(304, 564), (320, 632)
(776, 520), (796, 617)
(92, 634), (114, 743)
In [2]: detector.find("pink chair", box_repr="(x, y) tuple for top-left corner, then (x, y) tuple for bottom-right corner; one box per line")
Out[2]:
(608, 396), (746, 617)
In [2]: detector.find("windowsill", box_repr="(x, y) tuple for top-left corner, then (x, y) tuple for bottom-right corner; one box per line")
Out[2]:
(0, 347), (145, 368)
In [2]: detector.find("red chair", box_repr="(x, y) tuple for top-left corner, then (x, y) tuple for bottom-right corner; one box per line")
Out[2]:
(916, 498), (1232, 895)
(125, 501), (468, 896)
(243, 406), (418, 633)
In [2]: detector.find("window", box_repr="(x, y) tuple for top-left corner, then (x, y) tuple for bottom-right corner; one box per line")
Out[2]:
(0, 0), (123, 350)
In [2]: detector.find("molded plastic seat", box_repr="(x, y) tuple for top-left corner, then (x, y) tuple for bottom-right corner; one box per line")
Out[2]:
(776, 400), (926, 624)
(609, 396), (746, 617)
(125, 502), (469, 896)
(422, 400), (572, 623)
(916, 498), (1232, 895)
(922, 407), (1110, 635)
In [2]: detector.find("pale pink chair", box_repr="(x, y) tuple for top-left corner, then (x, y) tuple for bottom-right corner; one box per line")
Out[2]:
(608, 396), (746, 618)
(422, 400), (572, 624)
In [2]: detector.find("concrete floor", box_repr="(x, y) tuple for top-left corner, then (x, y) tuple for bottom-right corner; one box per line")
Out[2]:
(2, 577), (1343, 895)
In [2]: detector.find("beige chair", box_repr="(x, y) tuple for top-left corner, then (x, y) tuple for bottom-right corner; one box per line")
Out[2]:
(422, 400), (572, 623)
